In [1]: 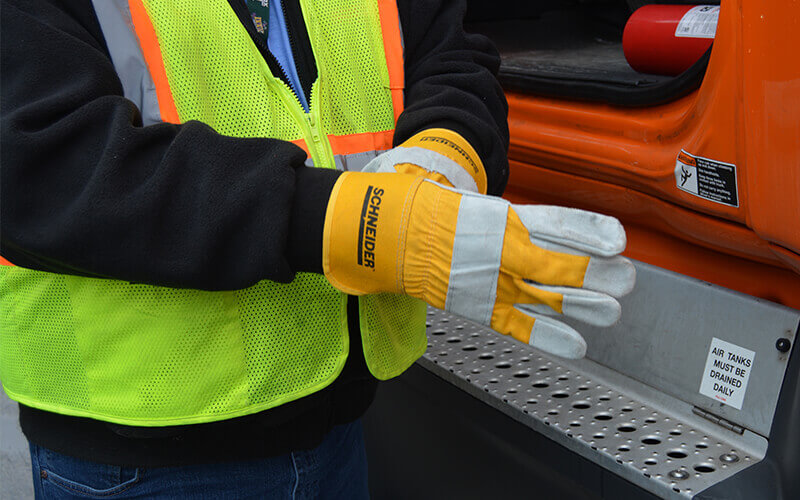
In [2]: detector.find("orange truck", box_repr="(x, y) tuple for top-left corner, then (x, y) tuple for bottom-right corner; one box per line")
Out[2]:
(365, 2), (800, 499)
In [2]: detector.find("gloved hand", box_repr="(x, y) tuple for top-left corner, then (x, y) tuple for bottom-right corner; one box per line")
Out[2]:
(362, 128), (488, 193)
(323, 172), (635, 359)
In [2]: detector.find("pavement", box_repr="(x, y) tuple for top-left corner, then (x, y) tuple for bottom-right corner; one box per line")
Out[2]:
(0, 391), (33, 499)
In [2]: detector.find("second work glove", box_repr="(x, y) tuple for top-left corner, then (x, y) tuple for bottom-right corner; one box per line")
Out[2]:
(362, 128), (488, 193)
(323, 172), (635, 359)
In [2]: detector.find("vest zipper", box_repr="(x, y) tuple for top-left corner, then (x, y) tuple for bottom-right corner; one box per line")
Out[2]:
(227, 0), (333, 169)
(227, 1), (293, 91)
(280, 0), (334, 169)
(281, 0), (317, 102)
(306, 89), (335, 171)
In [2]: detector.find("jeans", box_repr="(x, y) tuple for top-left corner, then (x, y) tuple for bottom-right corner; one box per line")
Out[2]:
(28, 420), (369, 499)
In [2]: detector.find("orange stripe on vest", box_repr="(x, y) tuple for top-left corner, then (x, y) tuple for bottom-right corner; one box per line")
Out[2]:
(328, 130), (394, 155)
(128, 0), (181, 124)
(293, 130), (394, 159)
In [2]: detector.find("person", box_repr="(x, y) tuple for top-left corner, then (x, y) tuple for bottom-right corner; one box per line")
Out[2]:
(0, 0), (634, 498)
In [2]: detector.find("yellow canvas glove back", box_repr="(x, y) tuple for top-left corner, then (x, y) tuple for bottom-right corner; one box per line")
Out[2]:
(361, 128), (488, 193)
(323, 172), (636, 359)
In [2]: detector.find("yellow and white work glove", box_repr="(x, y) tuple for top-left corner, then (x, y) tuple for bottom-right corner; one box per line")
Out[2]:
(362, 128), (488, 193)
(323, 172), (635, 359)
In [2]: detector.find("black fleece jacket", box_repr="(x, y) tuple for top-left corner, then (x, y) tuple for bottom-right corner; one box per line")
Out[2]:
(1, 0), (509, 466)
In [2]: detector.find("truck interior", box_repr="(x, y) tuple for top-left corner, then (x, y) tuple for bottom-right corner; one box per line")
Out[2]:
(465, 0), (718, 106)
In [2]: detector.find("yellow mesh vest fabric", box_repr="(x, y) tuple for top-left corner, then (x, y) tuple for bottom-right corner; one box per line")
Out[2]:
(360, 293), (428, 380)
(0, 0), (426, 424)
(302, 0), (395, 136)
(142, 0), (306, 141)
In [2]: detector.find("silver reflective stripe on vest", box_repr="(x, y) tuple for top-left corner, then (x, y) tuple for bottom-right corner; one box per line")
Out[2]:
(92, 0), (163, 126)
(333, 150), (382, 172)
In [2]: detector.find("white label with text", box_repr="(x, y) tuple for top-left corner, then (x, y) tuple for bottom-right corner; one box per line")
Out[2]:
(675, 150), (739, 207)
(675, 6), (720, 39)
(699, 337), (755, 410)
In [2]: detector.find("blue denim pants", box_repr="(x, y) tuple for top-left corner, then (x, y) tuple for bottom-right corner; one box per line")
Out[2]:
(28, 420), (369, 499)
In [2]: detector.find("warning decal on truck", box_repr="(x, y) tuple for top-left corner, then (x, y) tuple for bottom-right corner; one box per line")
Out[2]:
(675, 6), (720, 39)
(675, 150), (739, 207)
(699, 338), (755, 410)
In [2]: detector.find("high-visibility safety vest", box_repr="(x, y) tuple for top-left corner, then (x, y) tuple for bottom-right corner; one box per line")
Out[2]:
(0, 0), (427, 427)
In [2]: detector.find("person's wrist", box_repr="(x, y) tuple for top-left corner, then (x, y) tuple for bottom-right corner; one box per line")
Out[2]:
(287, 167), (342, 274)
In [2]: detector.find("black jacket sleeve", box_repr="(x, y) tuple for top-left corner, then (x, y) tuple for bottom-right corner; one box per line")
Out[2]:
(0, 0), (340, 290)
(397, 0), (510, 196)
(1, 0), (508, 291)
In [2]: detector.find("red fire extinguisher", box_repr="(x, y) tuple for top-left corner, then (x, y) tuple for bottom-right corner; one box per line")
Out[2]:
(623, 5), (719, 76)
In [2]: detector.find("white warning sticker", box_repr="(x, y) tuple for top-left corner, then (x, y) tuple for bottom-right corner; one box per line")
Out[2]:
(675, 6), (720, 39)
(675, 150), (739, 207)
(699, 338), (755, 410)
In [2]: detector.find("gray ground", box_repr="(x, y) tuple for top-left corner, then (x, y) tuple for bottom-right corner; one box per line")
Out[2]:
(0, 391), (33, 499)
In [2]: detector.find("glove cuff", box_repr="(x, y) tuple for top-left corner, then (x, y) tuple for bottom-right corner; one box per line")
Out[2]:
(322, 172), (424, 295)
(399, 128), (488, 194)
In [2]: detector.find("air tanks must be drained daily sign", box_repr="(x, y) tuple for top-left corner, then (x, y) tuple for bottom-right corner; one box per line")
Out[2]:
(699, 337), (755, 410)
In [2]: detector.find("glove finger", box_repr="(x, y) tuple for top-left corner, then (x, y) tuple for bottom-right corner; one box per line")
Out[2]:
(527, 247), (635, 298)
(490, 300), (587, 359)
(516, 283), (622, 327)
(520, 233), (636, 297)
(500, 306), (587, 359)
(503, 211), (635, 297)
(523, 227), (636, 297)
(527, 314), (587, 359)
(503, 210), (594, 289)
(514, 205), (626, 257)
(583, 255), (635, 297)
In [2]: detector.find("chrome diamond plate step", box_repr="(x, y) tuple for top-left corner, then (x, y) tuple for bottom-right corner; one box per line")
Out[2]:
(421, 308), (767, 500)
